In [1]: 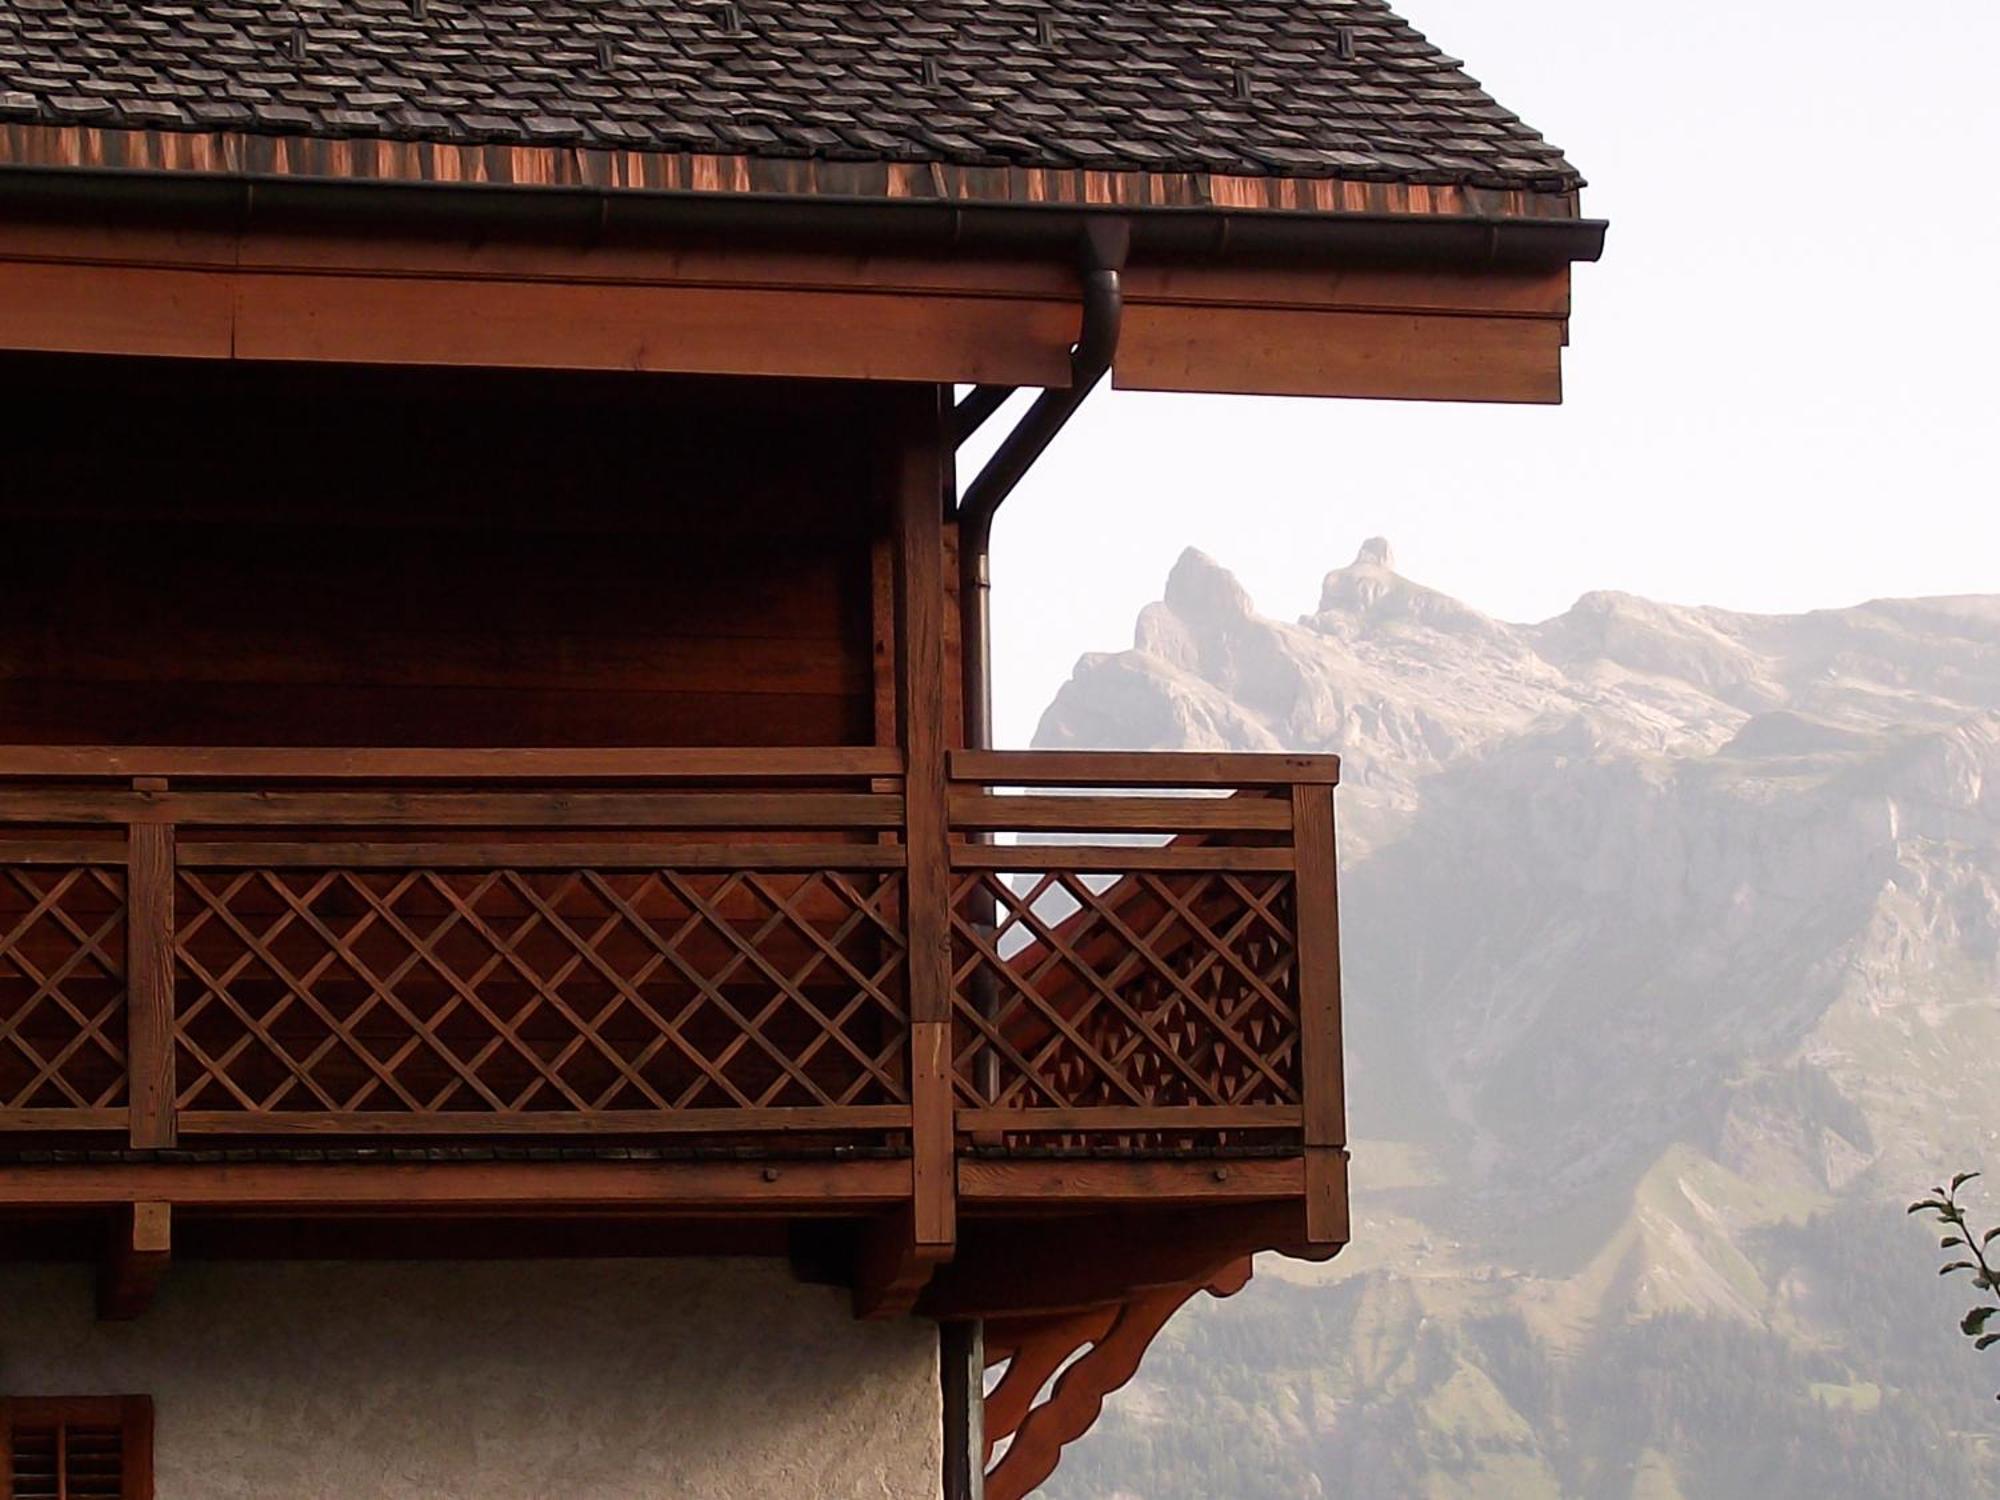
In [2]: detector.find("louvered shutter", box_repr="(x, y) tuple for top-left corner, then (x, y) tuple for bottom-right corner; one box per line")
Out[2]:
(0, 1398), (152, 1500)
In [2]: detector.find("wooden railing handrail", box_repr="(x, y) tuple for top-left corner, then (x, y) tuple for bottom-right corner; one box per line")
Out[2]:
(946, 791), (1292, 836)
(0, 745), (905, 782)
(0, 745), (1338, 789)
(0, 788), (904, 830)
(949, 749), (1341, 789)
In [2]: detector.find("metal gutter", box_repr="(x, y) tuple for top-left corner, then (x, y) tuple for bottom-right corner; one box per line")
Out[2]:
(0, 164), (1608, 270)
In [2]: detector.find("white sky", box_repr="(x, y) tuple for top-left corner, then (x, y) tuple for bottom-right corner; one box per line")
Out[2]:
(983, 0), (2000, 747)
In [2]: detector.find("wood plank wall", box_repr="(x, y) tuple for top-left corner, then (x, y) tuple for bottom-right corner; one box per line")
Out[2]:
(0, 354), (884, 748)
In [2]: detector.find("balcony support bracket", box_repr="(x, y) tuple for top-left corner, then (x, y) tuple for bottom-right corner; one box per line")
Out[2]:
(980, 1261), (1252, 1500)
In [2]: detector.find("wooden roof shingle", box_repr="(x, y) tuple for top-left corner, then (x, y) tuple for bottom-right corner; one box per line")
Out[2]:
(0, 0), (1582, 195)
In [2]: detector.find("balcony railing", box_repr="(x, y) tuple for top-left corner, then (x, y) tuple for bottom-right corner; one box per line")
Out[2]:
(0, 746), (1341, 1171)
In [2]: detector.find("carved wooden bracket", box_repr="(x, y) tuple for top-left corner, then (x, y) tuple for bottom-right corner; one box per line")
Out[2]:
(981, 1256), (1254, 1500)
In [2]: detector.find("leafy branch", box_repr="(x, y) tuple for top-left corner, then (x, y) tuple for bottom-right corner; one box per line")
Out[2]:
(1910, 1171), (2000, 1397)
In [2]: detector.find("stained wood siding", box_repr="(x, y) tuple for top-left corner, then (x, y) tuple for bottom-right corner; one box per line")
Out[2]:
(0, 356), (881, 748)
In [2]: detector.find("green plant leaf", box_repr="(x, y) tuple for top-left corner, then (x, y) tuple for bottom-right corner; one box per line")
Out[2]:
(1943, 1236), (1966, 1248)
(1941, 1261), (1978, 1277)
(1953, 1172), (1983, 1191)
(1978, 1334), (2000, 1351)
(1962, 1307), (1998, 1337)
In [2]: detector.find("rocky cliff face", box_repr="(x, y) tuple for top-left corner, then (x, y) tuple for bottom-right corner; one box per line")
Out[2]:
(1037, 545), (2000, 1499)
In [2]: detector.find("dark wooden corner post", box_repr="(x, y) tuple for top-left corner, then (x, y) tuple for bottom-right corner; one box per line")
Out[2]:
(859, 384), (959, 1319)
(1292, 781), (1348, 1244)
(941, 1319), (986, 1500)
(126, 781), (176, 1151)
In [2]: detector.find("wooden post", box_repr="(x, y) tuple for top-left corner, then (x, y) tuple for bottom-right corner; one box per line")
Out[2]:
(941, 1319), (987, 1500)
(1291, 783), (1347, 1243)
(861, 382), (956, 1317)
(126, 783), (176, 1150)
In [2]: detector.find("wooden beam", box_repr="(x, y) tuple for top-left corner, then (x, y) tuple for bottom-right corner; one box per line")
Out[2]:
(1118, 304), (1566, 403)
(1124, 262), (1573, 319)
(958, 1157), (1303, 1205)
(0, 789), (904, 829)
(954, 1106), (1301, 1134)
(0, 839), (127, 867)
(174, 1106), (913, 1136)
(945, 793), (1291, 835)
(948, 844), (1294, 873)
(96, 1201), (170, 1321)
(0, 216), (1577, 401)
(892, 383), (958, 1298)
(230, 274), (1077, 386)
(0, 745), (904, 781)
(0, 1159), (910, 1210)
(176, 842), (908, 872)
(0, 258), (235, 359)
(949, 749), (1341, 788)
(0, 1108), (128, 1132)
(853, 1206), (953, 1322)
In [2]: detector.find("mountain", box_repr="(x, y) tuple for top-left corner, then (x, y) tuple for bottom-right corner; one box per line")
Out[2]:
(1034, 543), (2000, 1499)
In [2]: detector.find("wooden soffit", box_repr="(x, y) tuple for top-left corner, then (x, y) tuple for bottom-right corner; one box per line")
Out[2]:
(0, 124), (1586, 403)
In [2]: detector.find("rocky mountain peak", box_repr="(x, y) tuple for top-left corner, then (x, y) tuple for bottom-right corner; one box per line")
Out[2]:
(1160, 546), (1257, 625)
(1312, 538), (1503, 643)
(1353, 535), (1397, 570)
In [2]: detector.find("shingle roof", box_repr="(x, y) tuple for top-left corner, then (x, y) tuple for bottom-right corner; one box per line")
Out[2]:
(0, 0), (1580, 192)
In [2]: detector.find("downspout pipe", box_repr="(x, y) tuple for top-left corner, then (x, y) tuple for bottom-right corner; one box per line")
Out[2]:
(957, 221), (1128, 750)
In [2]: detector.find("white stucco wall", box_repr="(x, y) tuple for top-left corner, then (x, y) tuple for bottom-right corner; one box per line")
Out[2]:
(0, 1258), (941, 1500)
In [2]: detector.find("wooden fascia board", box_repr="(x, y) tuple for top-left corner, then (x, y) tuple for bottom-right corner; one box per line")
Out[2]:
(0, 214), (1573, 400)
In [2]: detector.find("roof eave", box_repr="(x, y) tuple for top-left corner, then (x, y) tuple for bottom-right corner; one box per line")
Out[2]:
(0, 121), (1603, 270)
(0, 156), (1605, 271)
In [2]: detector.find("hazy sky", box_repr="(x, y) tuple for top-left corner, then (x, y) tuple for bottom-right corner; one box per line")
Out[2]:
(980, 0), (2000, 746)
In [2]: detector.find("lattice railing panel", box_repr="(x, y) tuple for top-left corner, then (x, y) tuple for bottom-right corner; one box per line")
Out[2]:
(951, 867), (1301, 1111)
(0, 866), (127, 1112)
(173, 867), (910, 1117)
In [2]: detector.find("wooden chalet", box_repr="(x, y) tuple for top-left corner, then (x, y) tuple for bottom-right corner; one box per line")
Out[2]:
(0, 1), (1601, 1496)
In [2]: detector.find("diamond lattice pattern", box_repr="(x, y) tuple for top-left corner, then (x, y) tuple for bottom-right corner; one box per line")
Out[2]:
(952, 867), (1301, 1110)
(0, 867), (127, 1112)
(174, 867), (909, 1115)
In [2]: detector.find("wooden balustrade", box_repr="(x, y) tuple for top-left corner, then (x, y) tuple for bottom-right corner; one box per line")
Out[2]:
(0, 745), (1341, 1228)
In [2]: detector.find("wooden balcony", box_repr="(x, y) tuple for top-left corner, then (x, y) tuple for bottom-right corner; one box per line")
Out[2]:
(0, 745), (1344, 1312)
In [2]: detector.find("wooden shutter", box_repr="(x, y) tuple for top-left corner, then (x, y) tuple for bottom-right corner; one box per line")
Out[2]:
(0, 1398), (152, 1500)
